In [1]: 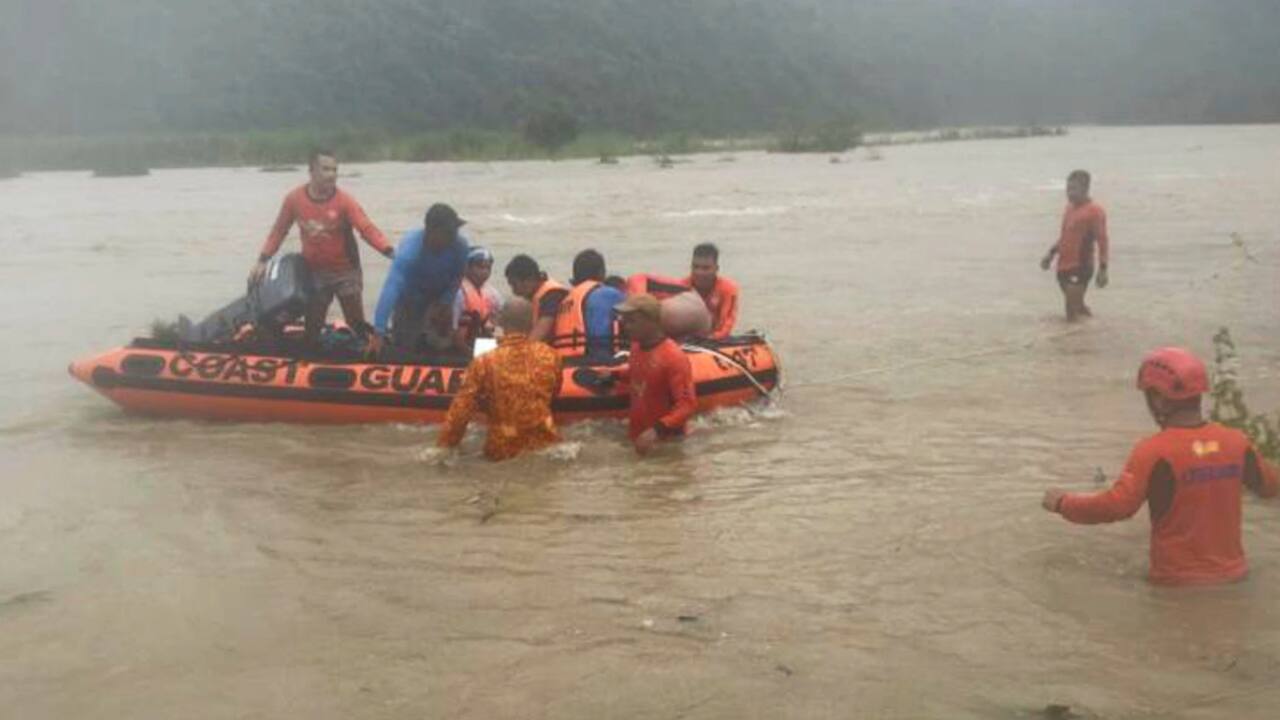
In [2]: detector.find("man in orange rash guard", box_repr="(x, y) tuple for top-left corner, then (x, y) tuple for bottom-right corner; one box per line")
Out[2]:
(1040, 170), (1109, 322)
(686, 242), (739, 339)
(1043, 348), (1278, 586)
(249, 149), (393, 345)
(612, 294), (698, 455)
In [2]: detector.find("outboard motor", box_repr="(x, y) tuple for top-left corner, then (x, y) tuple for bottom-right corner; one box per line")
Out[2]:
(177, 254), (313, 343)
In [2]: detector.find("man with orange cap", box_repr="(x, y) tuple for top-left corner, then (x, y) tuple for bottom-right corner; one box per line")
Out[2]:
(1042, 347), (1278, 585)
(612, 293), (698, 455)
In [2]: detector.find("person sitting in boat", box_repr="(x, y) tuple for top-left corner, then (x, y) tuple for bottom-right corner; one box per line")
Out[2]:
(436, 298), (563, 461)
(367, 203), (469, 357)
(450, 246), (504, 353)
(1042, 347), (1278, 586)
(623, 243), (737, 341)
(686, 242), (739, 340)
(554, 249), (626, 360)
(503, 255), (569, 346)
(612, 294), (698, 455)
(250, 148), (394, 346)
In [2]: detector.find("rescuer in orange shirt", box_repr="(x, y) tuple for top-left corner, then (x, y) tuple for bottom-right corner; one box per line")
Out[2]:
(687, 242), (739, 340)
(1040, 170), (1109, 322)
(250, 149), (394, 345)
(1042, 347), (1278, 586)
(612, 294), (699, 455)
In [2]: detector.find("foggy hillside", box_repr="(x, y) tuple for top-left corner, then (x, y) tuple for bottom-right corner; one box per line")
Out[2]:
(4, 0), (1279, 136)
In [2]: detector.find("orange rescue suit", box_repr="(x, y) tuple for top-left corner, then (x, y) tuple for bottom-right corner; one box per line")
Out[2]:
(1060, 423), (1279, 585)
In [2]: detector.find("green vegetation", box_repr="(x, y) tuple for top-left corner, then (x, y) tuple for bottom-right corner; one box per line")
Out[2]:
(0, 130), (634, 171)
(0, 122), (1072, 172)
(521, 105), (581, 155)
(0, 127), (784, 172)
(149, 318), (181, 344)
(772, 118), (862, 154)
(92, 165), (150, 178)
(865, 126), (1067, 147)
(7, 3), (1276, 172)
(1210, 328), (1279, 462)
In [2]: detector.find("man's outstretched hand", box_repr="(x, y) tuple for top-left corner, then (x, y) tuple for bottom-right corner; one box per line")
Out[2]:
(1042, 488), (1066, 513)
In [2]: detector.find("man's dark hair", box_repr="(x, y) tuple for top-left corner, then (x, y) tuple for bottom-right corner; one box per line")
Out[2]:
(1144, 388), (1203, 414)
(505, 254), (541, 281)
(424, 203), (465, 232)
(604, 275), (626, 290)
(572, 249), (607, 284)
(308, 148), (336, 170)
(1067, 169), (1091, 186)
(692, 242), (720, 263)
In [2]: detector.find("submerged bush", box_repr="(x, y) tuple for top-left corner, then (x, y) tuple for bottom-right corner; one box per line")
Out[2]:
(1210, 327), (1279, 462)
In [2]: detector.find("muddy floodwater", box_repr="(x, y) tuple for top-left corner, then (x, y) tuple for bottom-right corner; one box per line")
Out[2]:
(2, 126), (1278, 718)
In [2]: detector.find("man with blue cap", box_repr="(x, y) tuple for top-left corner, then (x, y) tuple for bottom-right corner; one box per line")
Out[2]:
(368, 203), (470, 356)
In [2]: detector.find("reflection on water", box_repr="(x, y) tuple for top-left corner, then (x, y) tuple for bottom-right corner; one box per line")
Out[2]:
(2, 126), (1279, 718)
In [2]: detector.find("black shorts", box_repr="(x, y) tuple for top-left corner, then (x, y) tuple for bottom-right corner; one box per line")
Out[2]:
(1057, 267), (1093, 289)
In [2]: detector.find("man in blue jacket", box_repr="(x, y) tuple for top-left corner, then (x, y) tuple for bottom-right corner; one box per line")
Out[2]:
(368, 203), (469, 356)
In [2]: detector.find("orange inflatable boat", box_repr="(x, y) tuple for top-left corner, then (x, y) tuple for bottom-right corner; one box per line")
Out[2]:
(68, 331), (779, 424)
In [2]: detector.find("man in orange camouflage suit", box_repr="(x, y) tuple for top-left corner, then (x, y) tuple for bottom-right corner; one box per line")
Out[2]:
(437, 297), (563, 461)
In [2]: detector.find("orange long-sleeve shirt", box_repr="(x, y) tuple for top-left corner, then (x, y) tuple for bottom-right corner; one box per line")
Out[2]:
(1059, 424), (1278, 586)
(260, 185), (391, 273)
(617, 337), (698, 440)
(1054, 200), (1109, 273)
(437, 334), (562, 461)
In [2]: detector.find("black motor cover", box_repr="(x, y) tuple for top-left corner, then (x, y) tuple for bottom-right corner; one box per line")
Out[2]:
(250, 253), (313, 327)
(177, 254), (313, 343)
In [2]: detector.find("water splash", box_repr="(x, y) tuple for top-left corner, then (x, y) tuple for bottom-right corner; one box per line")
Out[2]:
(660, 206), (789, 219)
(536, 441), (582, 462)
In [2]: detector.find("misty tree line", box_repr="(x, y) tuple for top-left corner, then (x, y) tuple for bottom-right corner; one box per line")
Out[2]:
(3, 0), (1279, 138)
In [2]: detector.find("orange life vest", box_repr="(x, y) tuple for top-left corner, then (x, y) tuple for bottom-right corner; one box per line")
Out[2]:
(530, 277), (570, 326)
(550, 280), (596, 352)
(549, 280), (623, 355)
(457, 278), (492, 345)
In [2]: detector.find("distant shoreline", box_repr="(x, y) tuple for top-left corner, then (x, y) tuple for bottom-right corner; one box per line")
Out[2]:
(0, 125), (1072, 175)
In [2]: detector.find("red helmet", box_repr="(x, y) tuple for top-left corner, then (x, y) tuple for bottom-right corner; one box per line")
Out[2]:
(1136, 347), (1208, 400)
